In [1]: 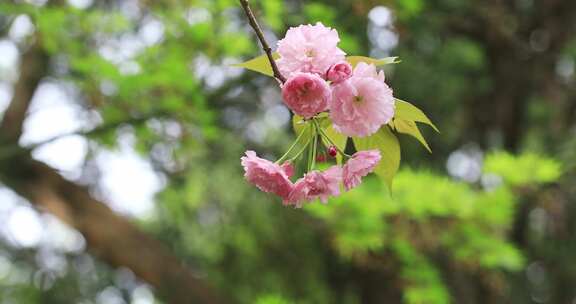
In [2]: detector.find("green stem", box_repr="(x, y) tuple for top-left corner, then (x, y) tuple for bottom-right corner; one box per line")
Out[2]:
(288, 135), (313, 163)
(276, 124), (310, 164)
(312, 119), (352, 159)
(311, 130), (318, 170)
(307, 136), (313, 172)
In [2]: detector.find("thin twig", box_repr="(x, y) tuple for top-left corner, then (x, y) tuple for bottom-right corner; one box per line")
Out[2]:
(238, 0), (286, 83)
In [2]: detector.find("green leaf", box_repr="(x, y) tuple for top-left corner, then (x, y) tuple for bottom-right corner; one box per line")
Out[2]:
(292, 114), (306, 135)
(234, 54), (398, 76)
(394, 119), (432, 153)
(346, 56), (400, 68)
(353, 126), (401, 189)
(394, 99), (439, 132)
(232, 53), (279, 77)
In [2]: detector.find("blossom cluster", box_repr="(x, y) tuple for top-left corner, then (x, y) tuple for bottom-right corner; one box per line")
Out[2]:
(278, 23), (395, 137)
(242, 150), (381, 207)
(242, 22), (396, 207)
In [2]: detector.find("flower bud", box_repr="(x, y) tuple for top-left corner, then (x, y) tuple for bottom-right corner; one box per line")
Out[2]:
(326, 61), (352, 83)
(328, 146), (338, 157)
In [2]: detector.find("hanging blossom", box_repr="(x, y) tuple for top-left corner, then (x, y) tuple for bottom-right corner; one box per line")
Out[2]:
(241, 151), (294, 199)
(330, 62), (395, 137)
(282, 72), (331, 118)
(343, 150), (382, 191)
(238, 21), (402, 207)
(276, 22), (346, 78)
(285, 166), (342, 207)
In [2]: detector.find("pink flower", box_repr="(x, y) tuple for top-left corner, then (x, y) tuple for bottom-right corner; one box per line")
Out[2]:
(282, 72), (331, 118)
(241, 151), (293, 198)
(343, 150), (381, 191)
(285, 166), (342, 207)
(353, 61), (386, 81)
(329, 63), (395, 137)
(281, 162), (294, 179)
(276, 22), (346, 78)
(326, 61), (352, 83)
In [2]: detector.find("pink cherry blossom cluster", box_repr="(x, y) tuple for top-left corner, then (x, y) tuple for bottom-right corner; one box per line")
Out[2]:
(242, 150), (381, 207)
(278, 22), (395, 137)
(241, 22), (395, 207)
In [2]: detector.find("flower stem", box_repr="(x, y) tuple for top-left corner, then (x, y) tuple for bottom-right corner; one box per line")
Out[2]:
(307, 137), (313, 172)
(312, 119), (352, 159)
(311, 129), (318, 170)
(276, 124), (310, 164)
(288, 135), (313, 163)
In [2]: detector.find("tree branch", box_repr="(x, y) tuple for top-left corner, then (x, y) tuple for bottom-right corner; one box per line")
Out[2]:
(238, 0), (286, 83)
(35, 110), (169, 149)
(0, 41), (48, 143)
(0, 6), (228, 304)
(0, 110), (172, 162)
(0, 152), (228, 304)
(0, 40), (222, 299)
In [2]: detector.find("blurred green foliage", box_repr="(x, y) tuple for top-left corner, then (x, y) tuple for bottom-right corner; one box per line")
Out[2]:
(0, 0), (575, 303)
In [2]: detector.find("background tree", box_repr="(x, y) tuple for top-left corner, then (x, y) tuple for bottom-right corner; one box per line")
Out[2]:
(0, 0), (574, 303)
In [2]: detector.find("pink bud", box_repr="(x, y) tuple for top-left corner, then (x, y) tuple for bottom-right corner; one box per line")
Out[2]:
(326, 61), (352, 83)
(328, 146), (338, 157)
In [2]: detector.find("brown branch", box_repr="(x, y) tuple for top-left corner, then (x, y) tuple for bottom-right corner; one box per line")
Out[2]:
(0, 41), (48, 143)
(32, 110), (170, 150)
(0, 110), (172, 162)
(238, 0), (286, 83)
(0, 6), (228, 304)
(0, 39), (224, 299)
(0, 152), (228, 304)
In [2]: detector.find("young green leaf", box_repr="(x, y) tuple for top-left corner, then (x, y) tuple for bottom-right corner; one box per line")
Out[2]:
(346, 56), (400, 68)
(353, 126), (401, 190)
(232, 53), (280, 77)
(394, 119), (432, 153)
(394, 99), (439, 132)
(292, 114), (306, 135)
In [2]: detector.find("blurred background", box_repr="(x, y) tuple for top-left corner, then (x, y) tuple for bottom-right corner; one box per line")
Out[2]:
(0, 0), (575, 303)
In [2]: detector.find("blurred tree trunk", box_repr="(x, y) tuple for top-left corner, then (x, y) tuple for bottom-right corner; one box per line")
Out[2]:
(458, 0), (576, 150)
(0, 39), (227, 304)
